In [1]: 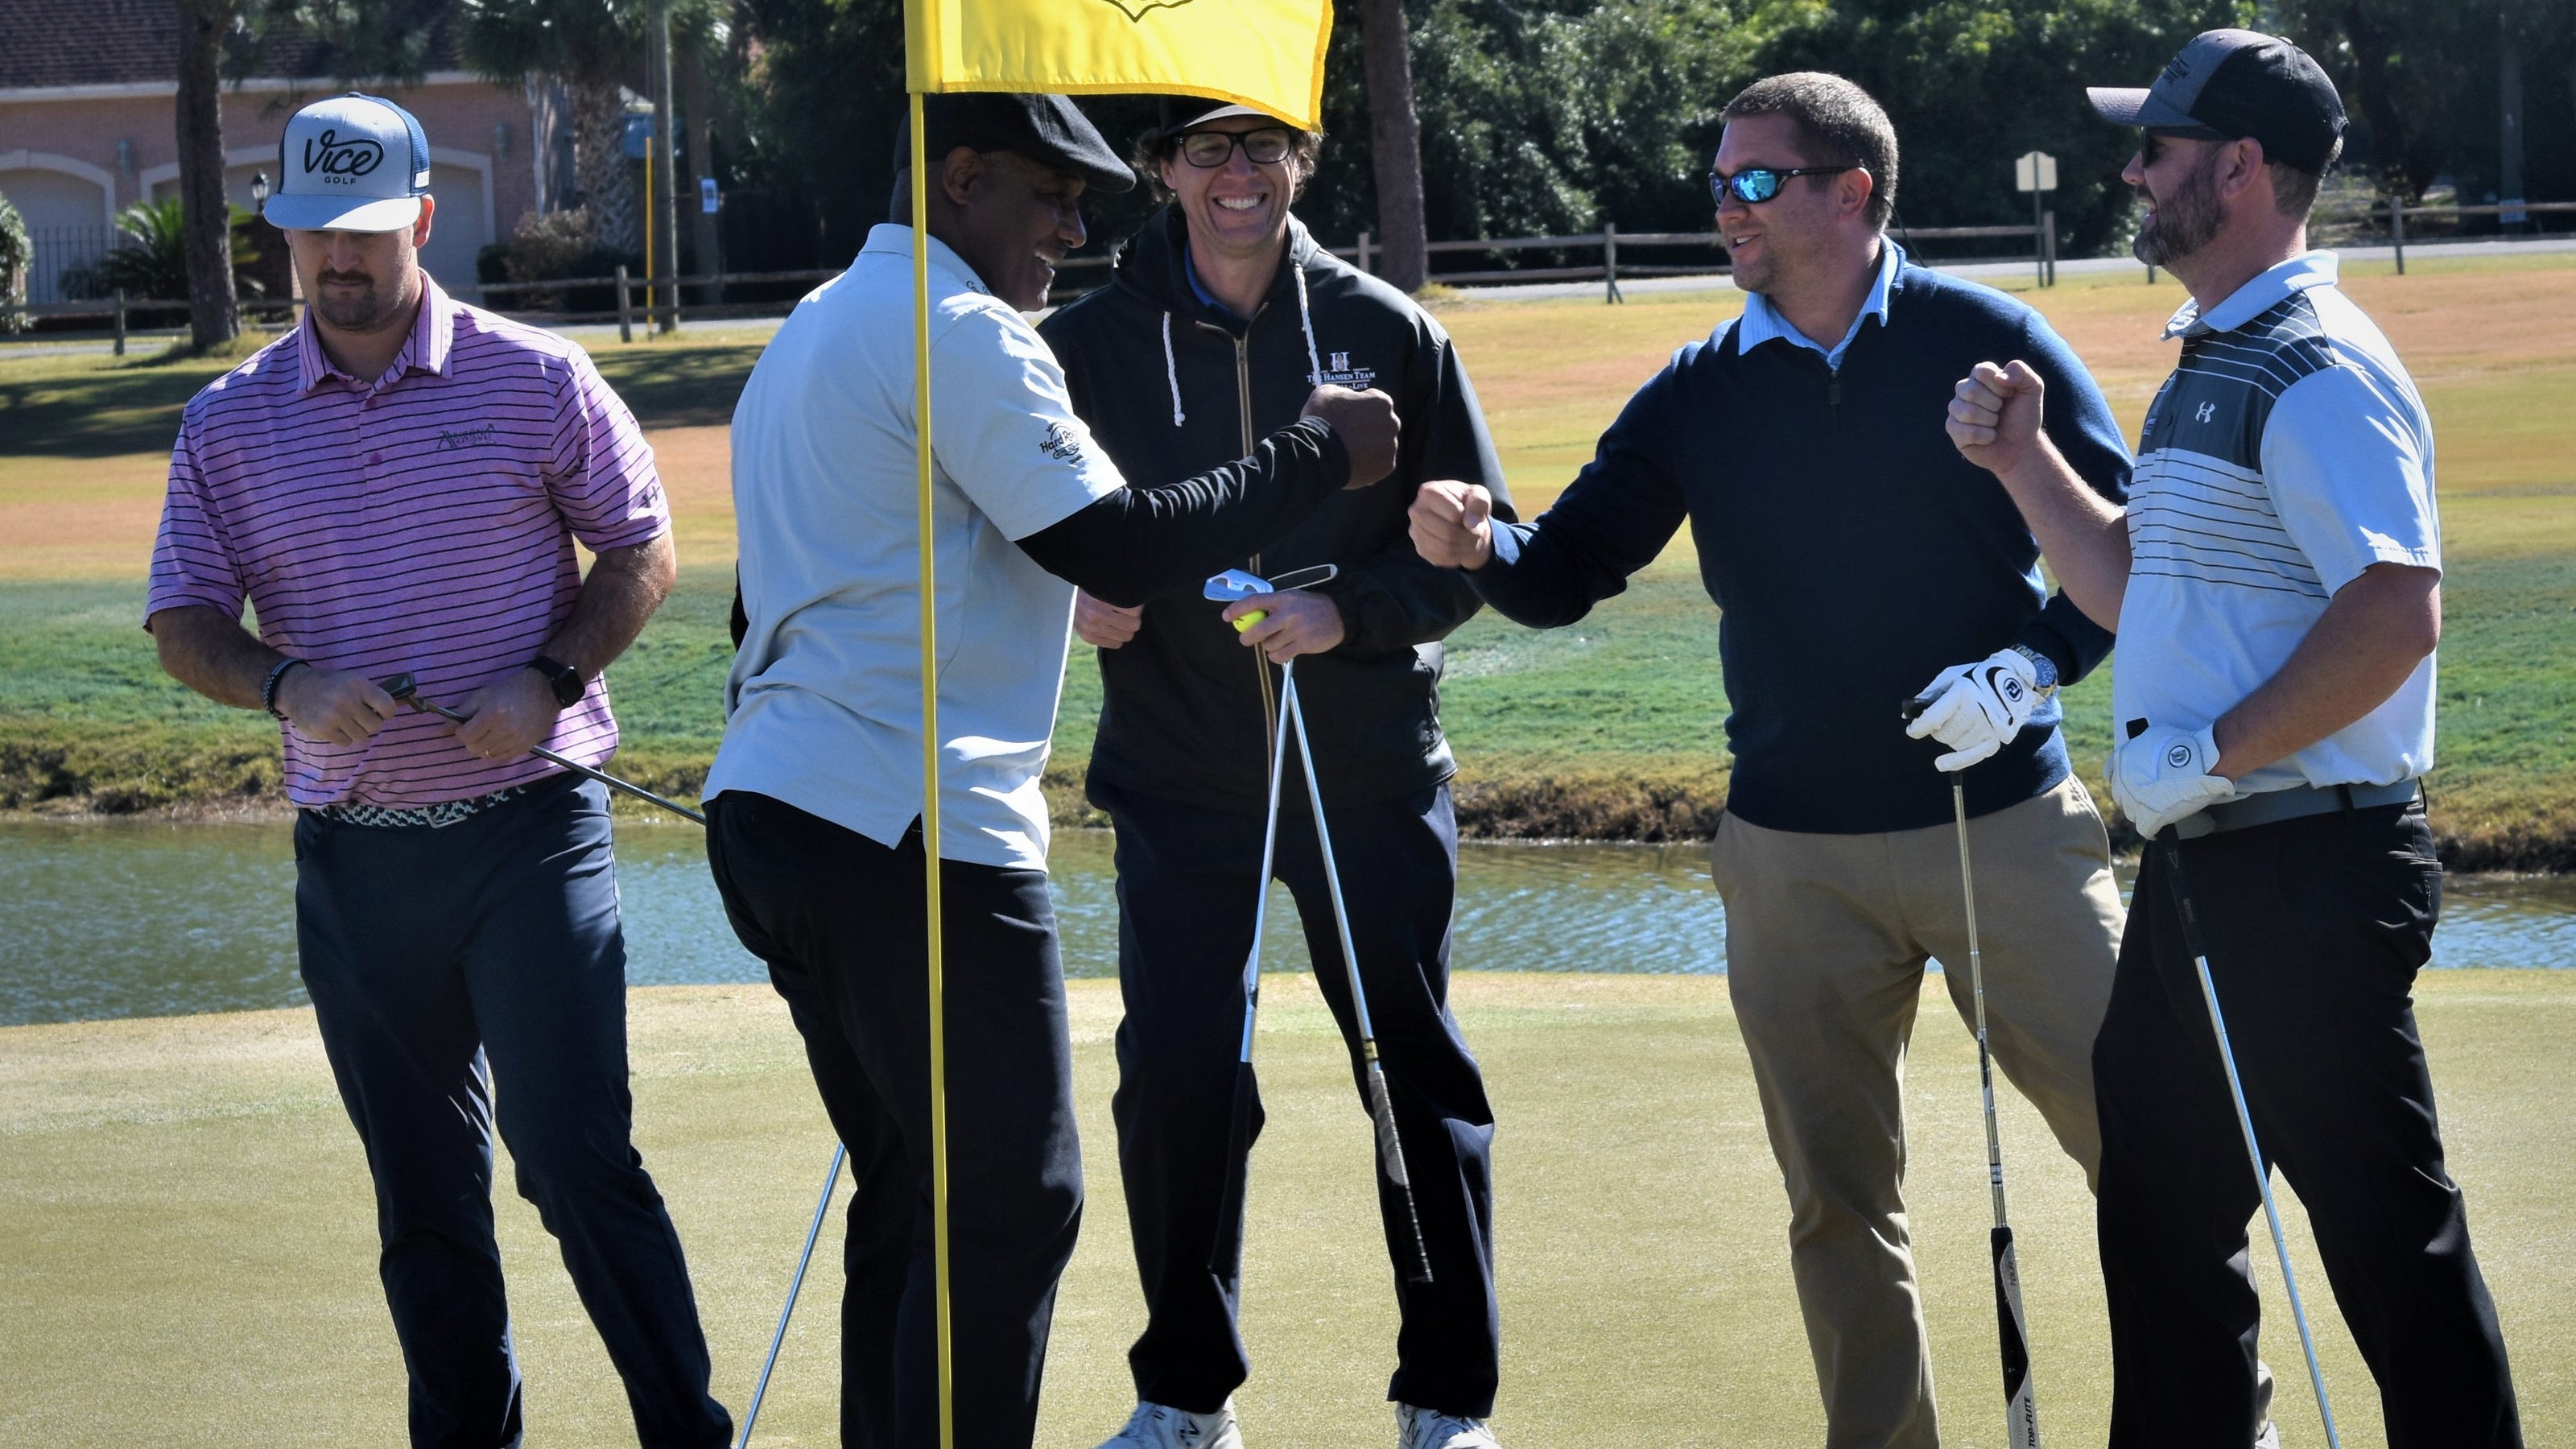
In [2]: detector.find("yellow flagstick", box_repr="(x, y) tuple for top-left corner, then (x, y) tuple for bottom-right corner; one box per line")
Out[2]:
(907, 90), (958, 1449)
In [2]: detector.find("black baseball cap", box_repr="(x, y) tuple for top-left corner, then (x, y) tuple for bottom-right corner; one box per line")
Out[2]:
(895, 93), (1136, 193)
(2087, 29), (2347, 171)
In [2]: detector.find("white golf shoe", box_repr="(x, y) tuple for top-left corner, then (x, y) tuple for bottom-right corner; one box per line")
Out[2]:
(1397, 1404), (1502, 1449)
(1092, 1400), (1243, 1449)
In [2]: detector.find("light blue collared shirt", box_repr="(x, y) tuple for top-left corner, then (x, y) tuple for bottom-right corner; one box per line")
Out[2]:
(1734, 239), (1902, 370)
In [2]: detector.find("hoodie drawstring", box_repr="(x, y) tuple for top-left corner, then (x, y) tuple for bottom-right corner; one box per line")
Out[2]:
(1291, 261), (1323, 386)
(1161, 312), (1186, 427)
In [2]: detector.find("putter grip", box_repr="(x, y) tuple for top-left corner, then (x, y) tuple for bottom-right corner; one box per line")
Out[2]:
(1232, 610), (1267, 634)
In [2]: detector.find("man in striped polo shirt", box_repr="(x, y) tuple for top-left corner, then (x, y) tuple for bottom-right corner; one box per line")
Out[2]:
(1947, 31), (2520, 1447)
(147, 94), (731, 1449)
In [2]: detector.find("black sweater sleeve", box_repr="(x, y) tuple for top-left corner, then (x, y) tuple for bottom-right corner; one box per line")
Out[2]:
(1015, 417), (1351, 605)
(1316, 328), (1517, 656)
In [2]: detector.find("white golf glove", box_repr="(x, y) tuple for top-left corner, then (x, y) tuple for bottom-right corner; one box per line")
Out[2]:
(2111, 722), (2236, 839)
(1906, 647), (2051, 771)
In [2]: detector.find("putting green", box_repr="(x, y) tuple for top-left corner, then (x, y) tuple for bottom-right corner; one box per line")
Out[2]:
(2, 971), (2567, 1446)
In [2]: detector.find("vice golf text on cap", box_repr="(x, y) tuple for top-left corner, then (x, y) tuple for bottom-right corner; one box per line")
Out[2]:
(263, 92), (432, 233)
(897, 93), (1136, 194)
(2087, 29), (2347, 172)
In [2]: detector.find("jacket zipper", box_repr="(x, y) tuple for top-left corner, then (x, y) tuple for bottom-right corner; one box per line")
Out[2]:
(1232, 327), (1281, 766)
(1195, 313), (1282, 775)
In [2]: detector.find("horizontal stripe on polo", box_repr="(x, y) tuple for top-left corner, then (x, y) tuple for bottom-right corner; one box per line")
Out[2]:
(145, 276), (668, 808)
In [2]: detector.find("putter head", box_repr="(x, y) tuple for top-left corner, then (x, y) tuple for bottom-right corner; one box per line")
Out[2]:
(1203, 569), (1272, 603)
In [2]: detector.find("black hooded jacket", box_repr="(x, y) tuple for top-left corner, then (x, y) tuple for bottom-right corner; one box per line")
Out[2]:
(1040, 206), (1513, 814)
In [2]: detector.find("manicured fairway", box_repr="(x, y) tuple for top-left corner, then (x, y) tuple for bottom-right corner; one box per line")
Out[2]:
(2, 971), (2568, 1447)
(2, 254), (2573, 858)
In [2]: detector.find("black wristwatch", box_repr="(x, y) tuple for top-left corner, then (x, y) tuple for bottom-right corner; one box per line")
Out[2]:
(530, 654), (584, 708)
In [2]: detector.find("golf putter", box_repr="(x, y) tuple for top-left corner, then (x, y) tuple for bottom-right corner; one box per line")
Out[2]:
(1902, 694), (2039, 1448)
(376, 671), (707, 825)
(1199, 564), (1342, 1274)
(2129, 718), (2343, 1449)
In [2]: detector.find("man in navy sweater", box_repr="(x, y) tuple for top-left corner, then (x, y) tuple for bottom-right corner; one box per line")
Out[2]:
(1413, 74), (2136, 1447)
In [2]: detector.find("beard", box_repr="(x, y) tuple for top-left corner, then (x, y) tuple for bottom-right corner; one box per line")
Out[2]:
(2132, 150), (2225, 267)
(308, 266), (407, 333)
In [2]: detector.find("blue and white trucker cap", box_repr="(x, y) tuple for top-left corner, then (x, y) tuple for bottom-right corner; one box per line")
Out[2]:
(263, 92), (432, 232)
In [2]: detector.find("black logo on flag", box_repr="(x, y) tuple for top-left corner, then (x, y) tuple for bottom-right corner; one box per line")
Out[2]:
(1096, 0), (1194, 20)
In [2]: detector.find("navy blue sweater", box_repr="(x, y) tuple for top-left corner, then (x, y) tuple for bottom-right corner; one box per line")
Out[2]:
(1469, 258), (2129, 834)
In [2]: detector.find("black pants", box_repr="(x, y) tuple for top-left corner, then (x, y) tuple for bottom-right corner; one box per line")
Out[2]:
(2095, 803), (2520, 1447)
(1096, 780), (1499, 1418)
(295, 775), (732, 1449)
(705, 791), (1084, 1449)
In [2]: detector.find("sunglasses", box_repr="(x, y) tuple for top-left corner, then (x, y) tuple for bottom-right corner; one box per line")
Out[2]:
(1709, 165), (1855, 206)
(2140, 126), (2232, 165)
(1177, 128), (1295, 168)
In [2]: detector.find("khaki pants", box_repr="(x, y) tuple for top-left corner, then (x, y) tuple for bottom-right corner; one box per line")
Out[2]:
(1710, 776), (2120, 1449)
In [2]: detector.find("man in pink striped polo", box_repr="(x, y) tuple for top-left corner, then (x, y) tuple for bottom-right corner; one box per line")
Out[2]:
(145, 93), (730, 1449)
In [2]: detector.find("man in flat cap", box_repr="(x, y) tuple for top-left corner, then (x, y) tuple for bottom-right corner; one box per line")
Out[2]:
(1040, 96), (1511, 1449)
(1946, 29), (2521, 1447)
(707, 93), (1398, 1448)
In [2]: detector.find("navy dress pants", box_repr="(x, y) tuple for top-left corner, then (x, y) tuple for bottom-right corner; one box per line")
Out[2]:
(2095, 803), (2520, 1448)
(295, 774), (732, 1449)
(705, 791), (1085, 1449)
(1094, 780), (1499, 1418)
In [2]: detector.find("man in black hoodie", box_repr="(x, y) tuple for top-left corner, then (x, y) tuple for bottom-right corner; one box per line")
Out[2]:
(1040, 98), (1513, 1449)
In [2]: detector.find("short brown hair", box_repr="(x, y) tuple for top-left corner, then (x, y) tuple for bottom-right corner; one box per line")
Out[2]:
(1722, 72), (1899, 230)
(1133, 126), (1323, 204)
(2269, 133), (2342, 220)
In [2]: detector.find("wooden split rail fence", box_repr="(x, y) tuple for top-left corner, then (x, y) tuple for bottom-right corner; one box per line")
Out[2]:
(10, 200), (2572, 345)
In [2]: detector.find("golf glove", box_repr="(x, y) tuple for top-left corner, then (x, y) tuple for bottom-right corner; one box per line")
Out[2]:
(1906, 647), (2054, 771)
(2111, 722), (2236, 839)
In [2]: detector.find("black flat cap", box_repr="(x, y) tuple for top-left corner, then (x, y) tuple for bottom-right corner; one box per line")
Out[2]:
(896, 93), (1136, 193)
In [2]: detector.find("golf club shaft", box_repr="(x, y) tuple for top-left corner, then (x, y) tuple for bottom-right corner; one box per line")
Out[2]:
(1951, 776), (2039, 1449)
(1205, 665), (1302, 1273)
(737, 1142), (846, 1449)
(2161, 840), (2343, 1449)
(400, 688), (707, 825)
(1284, 673), (1434, 1286)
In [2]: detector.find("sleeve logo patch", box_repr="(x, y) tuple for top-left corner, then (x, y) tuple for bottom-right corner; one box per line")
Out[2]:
(1039, 421), (1086, 463)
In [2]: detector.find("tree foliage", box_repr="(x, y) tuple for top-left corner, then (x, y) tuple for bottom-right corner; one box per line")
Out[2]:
(691, 0), (2575, 266)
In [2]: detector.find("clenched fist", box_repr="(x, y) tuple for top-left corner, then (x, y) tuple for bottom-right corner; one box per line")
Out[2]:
(1408, 480), (1496, 570)
(1300, 385), (1401, 489)
(1946, 359), (2047, 477)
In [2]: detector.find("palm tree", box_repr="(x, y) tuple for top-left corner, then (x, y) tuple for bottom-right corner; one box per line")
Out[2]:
(462, 0), (722, 254)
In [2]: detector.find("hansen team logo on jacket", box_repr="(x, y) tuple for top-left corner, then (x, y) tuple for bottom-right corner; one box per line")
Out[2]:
(1314, 349), (1377, 389)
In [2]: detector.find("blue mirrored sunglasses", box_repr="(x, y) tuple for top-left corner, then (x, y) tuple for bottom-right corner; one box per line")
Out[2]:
(1708, 164), (1856, 206)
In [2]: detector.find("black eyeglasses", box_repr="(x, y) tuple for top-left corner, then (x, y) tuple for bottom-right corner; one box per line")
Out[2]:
(1177, 128), (1294, 168)
(1709, 165), (1855, 206)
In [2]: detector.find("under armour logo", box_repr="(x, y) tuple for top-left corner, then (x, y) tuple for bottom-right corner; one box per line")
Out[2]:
(2194, 401), (2215, 423)
(1095, 0), (1192, 18)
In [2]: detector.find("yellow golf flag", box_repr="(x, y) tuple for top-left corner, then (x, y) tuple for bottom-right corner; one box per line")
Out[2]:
(906, 0), (1334, 130)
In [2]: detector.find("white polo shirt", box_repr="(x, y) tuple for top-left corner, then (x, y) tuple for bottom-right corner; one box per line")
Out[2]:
(707, 225), (1124, 869)
(2112, 250), (2441, 793)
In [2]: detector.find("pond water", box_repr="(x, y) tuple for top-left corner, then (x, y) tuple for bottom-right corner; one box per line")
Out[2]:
(4, 816), (2571, 1026)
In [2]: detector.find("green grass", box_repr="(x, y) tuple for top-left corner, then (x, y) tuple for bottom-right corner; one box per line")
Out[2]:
(5, 258), (2575, 861)
(3, 972), (2569, 1447)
